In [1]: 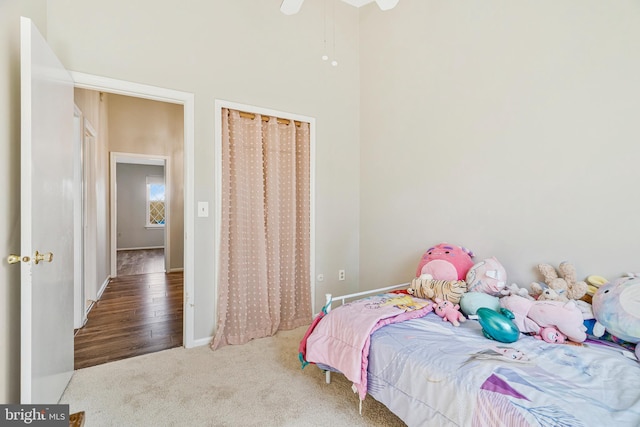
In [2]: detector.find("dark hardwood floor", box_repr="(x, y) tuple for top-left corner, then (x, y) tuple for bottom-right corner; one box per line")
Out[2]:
(74, 250), (183, 370)
(116, 248), (165, 276)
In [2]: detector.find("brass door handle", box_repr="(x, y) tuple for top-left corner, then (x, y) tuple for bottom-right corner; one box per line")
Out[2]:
(7, 254), (30, 264)
(34, 250), (53, 265)
(6, 251), (51, 265)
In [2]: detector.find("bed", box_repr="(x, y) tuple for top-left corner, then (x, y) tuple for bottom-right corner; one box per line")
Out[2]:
(299, 286), (640, 427)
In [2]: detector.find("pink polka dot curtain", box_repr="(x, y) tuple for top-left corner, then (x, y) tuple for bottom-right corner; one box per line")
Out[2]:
(211, 108), (312, 350)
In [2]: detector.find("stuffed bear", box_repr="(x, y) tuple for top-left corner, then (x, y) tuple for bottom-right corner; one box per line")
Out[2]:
(530, 262), (588, 301)
(415, 243), (475, 281)
(407, 274), (467, 304)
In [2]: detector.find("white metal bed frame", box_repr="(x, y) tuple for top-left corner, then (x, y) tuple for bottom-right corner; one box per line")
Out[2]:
(321, 282), (410, 385)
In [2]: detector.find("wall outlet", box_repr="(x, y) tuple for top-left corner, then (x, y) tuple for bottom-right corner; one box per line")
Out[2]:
(338, 269), (346, 281)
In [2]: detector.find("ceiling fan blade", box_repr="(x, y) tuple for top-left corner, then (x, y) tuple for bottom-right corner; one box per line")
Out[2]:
(375, 0), (399, 11)
(280, 0), (305, 15)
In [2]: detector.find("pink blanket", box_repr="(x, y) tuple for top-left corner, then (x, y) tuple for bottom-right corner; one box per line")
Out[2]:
(302, 293), (432, 400)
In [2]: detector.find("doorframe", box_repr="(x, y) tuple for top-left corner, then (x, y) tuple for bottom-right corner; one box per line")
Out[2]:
(73, 105), (98, 329)
(73, 105), (83, 329)
(82, 118), (99, 313)
(72, 72), (196, 348)
(111, 153), (170, 275)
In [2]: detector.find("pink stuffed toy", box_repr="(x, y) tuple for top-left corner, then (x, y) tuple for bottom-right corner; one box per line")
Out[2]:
(433, 297), (466, 327)
(499, 294), (587, 343)
(416, 243), (475, 280)
(534, 327), (567, 344)
(466, 257), (507, 295)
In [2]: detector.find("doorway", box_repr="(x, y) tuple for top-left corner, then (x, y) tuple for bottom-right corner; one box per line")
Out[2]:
(71, 72), (196, 364)
(72, 93), (185, 368)
(113, 154), (168, 277)
(73, 91), (186, 368)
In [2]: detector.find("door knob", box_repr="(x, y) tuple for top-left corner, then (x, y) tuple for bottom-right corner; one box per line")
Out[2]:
(6, 252), (51, 264)
(7, 254), (31, 264)
(34, 250), (53, 265)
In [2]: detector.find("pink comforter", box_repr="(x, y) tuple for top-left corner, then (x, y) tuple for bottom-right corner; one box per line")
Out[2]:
(302, 293), (433, 400)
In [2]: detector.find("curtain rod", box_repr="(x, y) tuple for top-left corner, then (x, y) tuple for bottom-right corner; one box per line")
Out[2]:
(238, 110), (302, 127)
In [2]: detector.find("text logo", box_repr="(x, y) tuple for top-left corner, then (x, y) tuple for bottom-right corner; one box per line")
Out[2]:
(0, 405), (68, 427)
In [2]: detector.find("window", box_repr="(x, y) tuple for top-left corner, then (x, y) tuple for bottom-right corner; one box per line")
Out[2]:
(146, 175), (165, 227)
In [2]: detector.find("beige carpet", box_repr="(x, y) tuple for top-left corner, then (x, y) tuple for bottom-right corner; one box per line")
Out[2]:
(60, 326), (406, 427)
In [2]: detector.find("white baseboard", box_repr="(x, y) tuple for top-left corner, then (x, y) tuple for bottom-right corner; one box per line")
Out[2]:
(117, 246), (164, 251)
(97, 276), (110, 299)
(190, 336), (213, 348)
(84, 276), (111, 318)
(168, 267), (184, 273)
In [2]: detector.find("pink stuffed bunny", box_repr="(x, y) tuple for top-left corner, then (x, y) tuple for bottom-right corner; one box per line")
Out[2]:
(433, 297), (466, 327)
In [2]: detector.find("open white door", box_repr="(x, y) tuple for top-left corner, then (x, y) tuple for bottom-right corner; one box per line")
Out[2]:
(20, 17), (75, 404)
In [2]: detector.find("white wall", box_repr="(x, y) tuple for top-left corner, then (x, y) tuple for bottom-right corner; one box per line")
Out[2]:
(359, 1), (640, 288)
(116, 164), (165, 250)
(46, 0), (362, 337)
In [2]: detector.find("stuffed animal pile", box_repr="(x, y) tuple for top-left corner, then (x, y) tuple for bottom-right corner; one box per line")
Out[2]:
(407, 242), (639, 360)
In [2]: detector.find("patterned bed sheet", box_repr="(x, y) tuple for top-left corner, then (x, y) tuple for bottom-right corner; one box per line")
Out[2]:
(366, 313), (640, 427)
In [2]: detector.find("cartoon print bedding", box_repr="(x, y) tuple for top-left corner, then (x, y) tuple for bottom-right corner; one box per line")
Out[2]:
(302, 292), (640, 427)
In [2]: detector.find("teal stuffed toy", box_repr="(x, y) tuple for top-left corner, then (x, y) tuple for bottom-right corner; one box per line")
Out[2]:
(459, 292), (500, 316)
(476, 307), (520, 343)
(591, 274), (640, 361)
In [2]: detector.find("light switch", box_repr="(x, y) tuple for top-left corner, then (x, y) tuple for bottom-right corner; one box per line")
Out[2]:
(197, 201), (209, 217)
